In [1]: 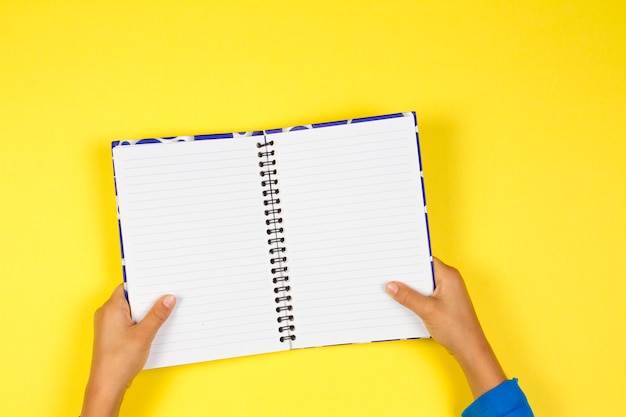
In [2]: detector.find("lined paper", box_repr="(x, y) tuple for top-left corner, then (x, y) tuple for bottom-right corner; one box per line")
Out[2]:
(112, 113), (432, 368)
(272, 116), (433, 349)
(113, 137), (284, 368)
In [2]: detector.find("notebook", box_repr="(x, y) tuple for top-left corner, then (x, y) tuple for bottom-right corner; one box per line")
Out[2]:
(112, 112), (434, 369)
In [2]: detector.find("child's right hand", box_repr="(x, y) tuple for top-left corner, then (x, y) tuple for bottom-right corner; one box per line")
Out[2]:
(386, 257), (507, 398)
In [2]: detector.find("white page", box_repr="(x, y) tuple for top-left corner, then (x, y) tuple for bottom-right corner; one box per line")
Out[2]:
(113, 137), (285, 368)
(272, 116), (433, 349)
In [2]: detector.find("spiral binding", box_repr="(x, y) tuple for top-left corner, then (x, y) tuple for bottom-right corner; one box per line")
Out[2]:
(258, 137), (295, 343)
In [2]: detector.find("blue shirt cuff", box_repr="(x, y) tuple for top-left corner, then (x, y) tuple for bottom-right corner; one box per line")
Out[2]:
(462, 378), (533, 417)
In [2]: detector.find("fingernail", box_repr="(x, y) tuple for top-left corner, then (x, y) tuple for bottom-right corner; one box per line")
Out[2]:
(386, 282), (399, 296)
(163, 295), (176, 308)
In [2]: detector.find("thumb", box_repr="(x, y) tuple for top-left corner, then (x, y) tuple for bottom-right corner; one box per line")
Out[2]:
(386, 281), (434, 319)
(136, 294), (176, 340)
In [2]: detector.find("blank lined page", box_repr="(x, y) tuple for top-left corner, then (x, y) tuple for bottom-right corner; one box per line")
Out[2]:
(113, 137), (284, 368)
(272, 116), (433, 349)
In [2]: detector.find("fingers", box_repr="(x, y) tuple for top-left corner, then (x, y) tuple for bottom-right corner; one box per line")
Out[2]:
(432, 256), (445, 272)
(104, 284), (128, 308)
(136, 294), (176, 340)
(386, 257), (446, 318)
(95, 285), (130, 323)
(386, 281), (434, 319)
(433, 256), (467, 293)
(110, 284), (126, 300)
(432, 257), (452, 286)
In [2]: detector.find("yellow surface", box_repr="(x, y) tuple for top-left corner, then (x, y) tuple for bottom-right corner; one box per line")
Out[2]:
(1, 1), (625, 416)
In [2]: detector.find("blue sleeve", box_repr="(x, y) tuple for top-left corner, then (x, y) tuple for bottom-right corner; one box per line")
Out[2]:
(462, 378), (533, 417)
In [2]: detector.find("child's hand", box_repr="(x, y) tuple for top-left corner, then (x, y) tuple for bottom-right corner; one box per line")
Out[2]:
(386, 258), (506, 398)
(81, 285), (176, 417)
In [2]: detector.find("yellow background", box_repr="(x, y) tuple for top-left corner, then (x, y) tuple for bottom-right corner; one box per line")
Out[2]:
(1, 1), (625, 416)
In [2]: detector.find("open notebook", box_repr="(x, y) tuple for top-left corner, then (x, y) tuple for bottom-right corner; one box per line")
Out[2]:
(112, 112), (434, 369)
